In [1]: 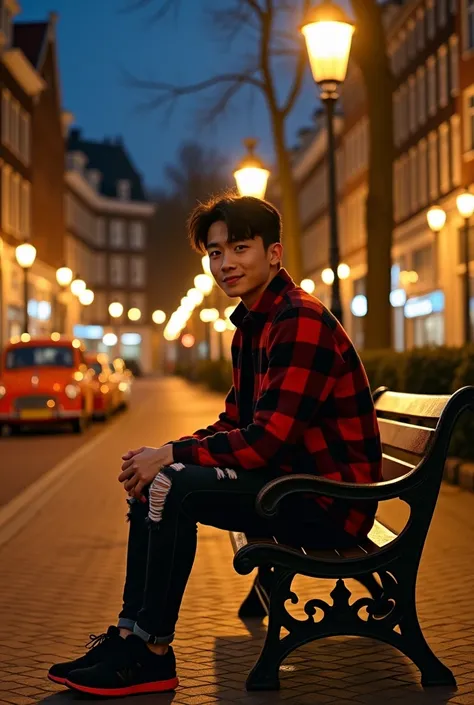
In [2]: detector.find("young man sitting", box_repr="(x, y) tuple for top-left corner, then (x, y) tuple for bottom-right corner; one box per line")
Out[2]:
(48, 194), (382, 697)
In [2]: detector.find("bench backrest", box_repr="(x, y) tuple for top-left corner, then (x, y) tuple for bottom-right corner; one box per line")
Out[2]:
(374, 389), (450, 481)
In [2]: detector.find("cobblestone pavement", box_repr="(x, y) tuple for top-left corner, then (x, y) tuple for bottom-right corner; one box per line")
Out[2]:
(0, 377), (473, 705)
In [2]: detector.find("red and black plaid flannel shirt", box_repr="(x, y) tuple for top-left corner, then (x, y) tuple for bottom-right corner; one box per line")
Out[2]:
(173, 268), (382, 538)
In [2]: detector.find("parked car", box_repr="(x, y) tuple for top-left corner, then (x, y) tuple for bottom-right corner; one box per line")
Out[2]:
(0, 336), (95, 434)
(85, 352), (123, 419)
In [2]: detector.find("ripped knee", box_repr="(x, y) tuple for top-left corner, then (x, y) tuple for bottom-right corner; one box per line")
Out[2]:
(148, 471), (173, 524)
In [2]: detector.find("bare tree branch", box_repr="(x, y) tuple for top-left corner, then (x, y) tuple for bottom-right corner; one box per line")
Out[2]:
(125, 71), (265, 96)
(281, 0), (310, 116)
(243, 0), (264, 16)
(119, 0), (179, 22)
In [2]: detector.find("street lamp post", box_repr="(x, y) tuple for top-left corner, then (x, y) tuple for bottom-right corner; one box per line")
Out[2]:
(233, 138), (270, 199)
(56, 265), (73, 333)
(15, 241), (37, 335)
(456, 190), (474, 344)
(302, 0), (354, 325)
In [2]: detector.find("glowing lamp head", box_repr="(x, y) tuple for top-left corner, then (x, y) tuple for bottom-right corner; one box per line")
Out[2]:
(300, 278), (316, 294)
(56, 266), (73, 288)
(194, 273), (214, 295)
(234, 138), (270, 199)
(337, 263), (351, 279)
(79, 289), (94, 306)
(427, 205), (447, 232)
(457, 191), (474, 219)
(103, 332), (118, 347)
(301, 0), (354, 90)
(128, 307), (142, 321)
(15, 242), (37, 269)
(70, 276), (86, 297)
(108, 301), (124, 319)
(214, 318), (227, 333)
(321, 268), (335, 285)
(152, 309), (166, 325)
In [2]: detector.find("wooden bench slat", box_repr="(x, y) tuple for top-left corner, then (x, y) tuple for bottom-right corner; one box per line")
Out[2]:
(378, 417), (434, 455)
(382, 452), (415, 480)
(375, 390), (450, 419)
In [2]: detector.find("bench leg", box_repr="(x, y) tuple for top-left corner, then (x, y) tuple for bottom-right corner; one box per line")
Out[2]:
(238, 567), (271, 620)
(245, 569), (294, 691)
(396, 608), (456, 688)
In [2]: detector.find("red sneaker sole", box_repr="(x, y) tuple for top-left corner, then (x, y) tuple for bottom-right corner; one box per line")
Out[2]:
(65, 676), (179, 697)
(47, 674), (67, 685)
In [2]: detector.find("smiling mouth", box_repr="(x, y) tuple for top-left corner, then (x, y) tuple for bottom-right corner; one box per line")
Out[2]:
(223, 276), (243, 285)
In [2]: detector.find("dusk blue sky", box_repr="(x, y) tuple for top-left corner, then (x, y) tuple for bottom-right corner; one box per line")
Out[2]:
(19, 0), (317, 193)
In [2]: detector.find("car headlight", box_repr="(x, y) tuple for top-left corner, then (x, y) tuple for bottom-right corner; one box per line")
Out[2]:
(65, 384), (80, 400)
(0, 385), (6, 399)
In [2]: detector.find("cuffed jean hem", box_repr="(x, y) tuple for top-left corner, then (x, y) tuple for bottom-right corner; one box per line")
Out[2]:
(117, 618), (136, 630)
(133, 622), (175, 645)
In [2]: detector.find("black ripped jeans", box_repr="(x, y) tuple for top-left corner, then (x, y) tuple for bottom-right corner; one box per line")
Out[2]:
(117, 463), (356, 645)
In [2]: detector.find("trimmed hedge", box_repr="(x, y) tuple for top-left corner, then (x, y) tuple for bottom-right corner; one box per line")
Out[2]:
(175, 345), (474, 460)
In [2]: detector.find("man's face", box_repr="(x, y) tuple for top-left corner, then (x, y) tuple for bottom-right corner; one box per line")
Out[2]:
(206, 220), (281, 301)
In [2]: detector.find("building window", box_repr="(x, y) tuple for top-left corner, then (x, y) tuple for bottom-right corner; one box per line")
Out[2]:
(439, 122), (450, 192)
(427, 57), (437, 116)
(463, 87), (474, 152)
(400, 84), (408, 141)
(130, 257), (146, 287)
(393, 90), (400, 145)
(407, 20), (416, 58)
(417, 67), (427, 124)
(128, 292), (145, 315)
(419, 138), (428, 206)
(20, 180), (30, 238)
(416, 8), (425, 49)
(2, 165), (11, 233)
(11, 173), (20, 235)
(409, 147), (418, 213)
(95, 253), (106, 284)
(398, 30), (407, 72)
(117, 179), (131, 200)
(130, 221), (145, 249)
(19, 110), (30, 165)
(400, 155), (410, 219)
(110, 219), (126, 248)
(427, 0), (436, 37)
(451, 114), (462, 184)
(1, 89), (10, 146)
(466, 0), (474, 50)
(110, 255), (126, 286)
(449, 35), (459, 95)
(438, 46), (448, 107)
(413, 246), (433, 282)
(428, 131), (439, 199)
(409, 75), (417, 133)
(438, 0), (447, 25)
(97, 217), (105, 247)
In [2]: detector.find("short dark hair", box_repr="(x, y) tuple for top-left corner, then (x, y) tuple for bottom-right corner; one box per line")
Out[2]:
(187, 192), (282, 253)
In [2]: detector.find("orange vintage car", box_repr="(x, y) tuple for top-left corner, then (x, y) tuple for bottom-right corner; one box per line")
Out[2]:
(0, 336), (95, 434)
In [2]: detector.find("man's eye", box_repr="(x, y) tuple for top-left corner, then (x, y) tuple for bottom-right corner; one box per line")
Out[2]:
(235, 245), (247, 252)
(209, 251), (220, 257)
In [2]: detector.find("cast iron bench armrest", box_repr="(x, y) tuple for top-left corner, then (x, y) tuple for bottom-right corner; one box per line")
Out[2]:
(256, 472), (418, 518)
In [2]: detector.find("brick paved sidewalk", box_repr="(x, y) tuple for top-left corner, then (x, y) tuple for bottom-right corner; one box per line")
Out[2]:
(0, 378), (474, 705)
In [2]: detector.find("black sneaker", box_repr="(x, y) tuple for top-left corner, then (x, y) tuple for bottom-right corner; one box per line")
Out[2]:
(65, 634), (179, 697)
(48, 626), (123, 685)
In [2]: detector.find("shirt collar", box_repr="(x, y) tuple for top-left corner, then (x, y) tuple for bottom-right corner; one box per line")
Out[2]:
(230, 268), (296, 330)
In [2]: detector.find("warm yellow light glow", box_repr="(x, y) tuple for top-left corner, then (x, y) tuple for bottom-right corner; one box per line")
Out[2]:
(187, 288), (204, 306)
(100, 384), (110, 395)
(226, 319), (236, 331)
(234, 138), (270, 199)
(400, 270), (419, 287)
(103, 332), (118, 346)
(300, 278), (316, 294)
(73, 371), (84, 381)
(427, 205), (447, 232)
(224, 305), (237, 319)
(152, 309), (166, 325)
(47, 399), (56, 408)
(180, 296), (194, 311)
(128, 307), (142, 321)
(201, 255), (211, 275)
(108, 301), (124, 319)
(119, 382), (128, 392)
(70, 277), (86, 297)
(51, 332), (61, 341)
(194, 273), (214, 295)
(321, 268), (335, 285)
(72, 338), (81, 348)
(200, 308), (219, 323)
(181, 334), (195, 348)
(301, 2), (354, 87)
(234, 167), (270, 199)
(214, 318), (227, 333)
(337, 263), (351, 279)
(20, 333), (31, 343)
(79, 289), (94, 306)
(407, 270), (419, 283)
(15, 242), (37, 269)
(56, 266), (73, 287)
(457, 191), (474, 219)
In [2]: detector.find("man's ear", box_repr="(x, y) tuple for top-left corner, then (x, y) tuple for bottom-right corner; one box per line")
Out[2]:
(269, 242), (283, 266)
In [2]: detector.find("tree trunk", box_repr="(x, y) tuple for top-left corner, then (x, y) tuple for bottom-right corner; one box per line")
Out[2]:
(352, 0), (394, 350)
(272, 111), (303, 282)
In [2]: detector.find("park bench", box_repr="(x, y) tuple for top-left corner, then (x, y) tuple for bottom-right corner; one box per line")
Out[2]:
(230, 386), (474, 691)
